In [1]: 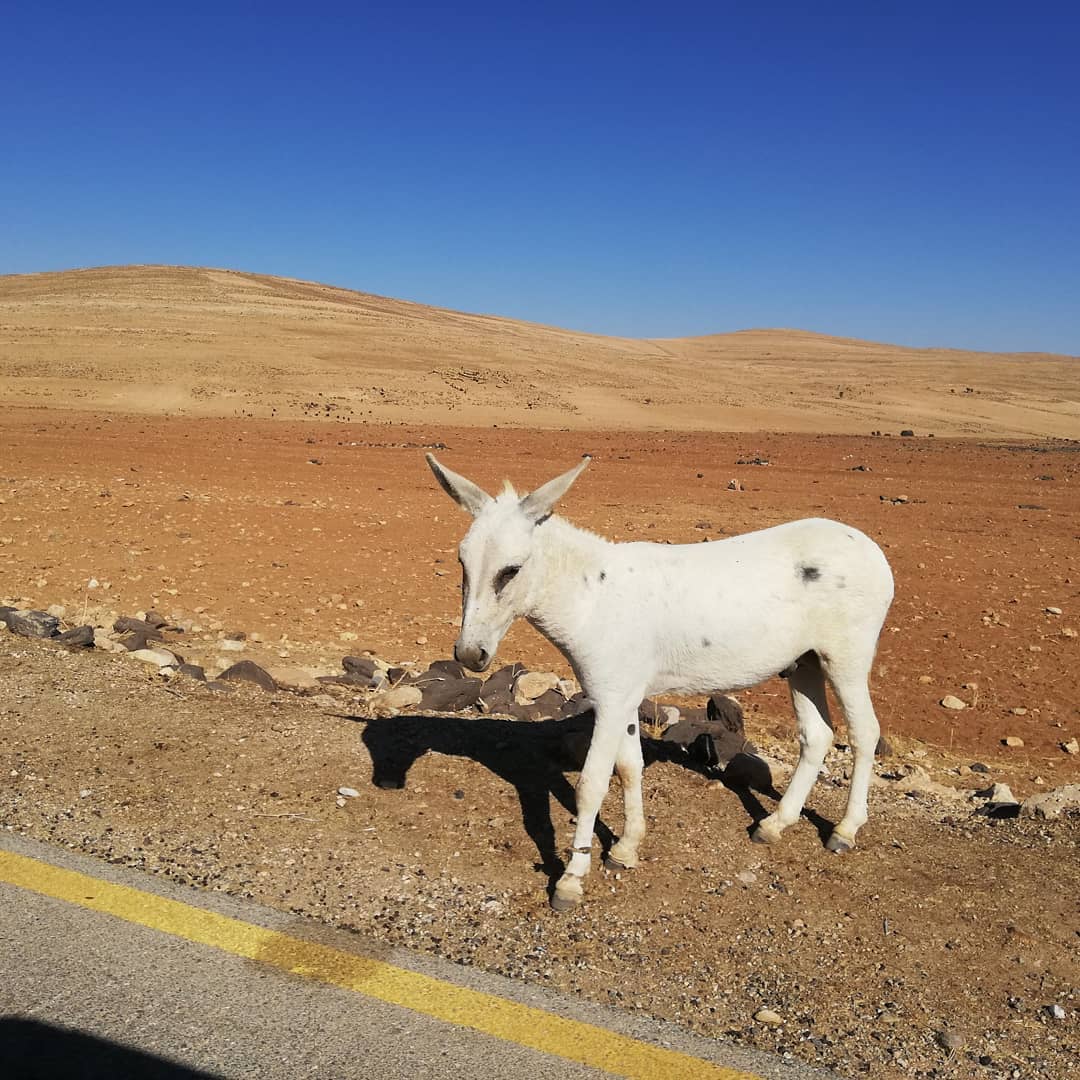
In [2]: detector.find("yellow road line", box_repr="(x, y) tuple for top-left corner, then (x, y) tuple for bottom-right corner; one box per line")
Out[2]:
(0, 849), (758, 1079)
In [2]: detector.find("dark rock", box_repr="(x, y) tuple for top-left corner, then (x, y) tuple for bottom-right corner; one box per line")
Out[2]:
(900, 429), (915, 437)
(408, 660), (470, 686)
(177, 663), (207, 682)
(558, 692), (592, 720)
(638, 699), (668, 726)
(424, 658), (469, 681)
(217, 660), (277, 692)
(661, 703), (752, 769)
(1017, 504), (1048, 511)
(121, 630), (157, 652)
(142, 610), (169, 629)
(341, 655), (380, 679)
(528, 689), (569, 719)
(318, 672), (385, 689)
(56, 625), (95, 647)
(419, 676), (483, 712)
(476, 688), (515, 715)
(113, 616), (165, 640)
(482, 663), (526, 699)
(658, 709), (705, 742)
(970, 762), (990, 773)
(875, 735), (894, 757)
(499, 699), (552, 722)
(4, 610), (60, 639)
(707, 694), (745, 733)
(477, 664), (527, 712)
(386, 666), (408, 683)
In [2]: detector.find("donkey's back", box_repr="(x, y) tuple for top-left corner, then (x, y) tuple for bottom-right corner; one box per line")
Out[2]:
(598, 517), (894, 696)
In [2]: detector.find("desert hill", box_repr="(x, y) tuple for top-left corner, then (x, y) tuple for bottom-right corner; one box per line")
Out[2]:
(0, 264), (1076, 436)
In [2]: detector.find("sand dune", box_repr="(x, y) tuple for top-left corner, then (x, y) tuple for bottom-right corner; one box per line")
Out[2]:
(0, 264), (1076, 436)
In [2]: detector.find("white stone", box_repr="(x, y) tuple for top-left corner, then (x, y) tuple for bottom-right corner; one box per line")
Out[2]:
(130, 648), (179, 667)
(754, 1008), (782, 1026)
(218, 639), (245, 652)
(658, 705), (681, 727)
(269, 667), (320, 692)
(374, 685), (423, 712)
(337, 787), (360, 798)
(1020, 784), (1080, 820)
(940, 695), (966, 710)
(514, 671), (560, 703)
(893, 763), (969, 801)
(986, 783), (1018, 805)
(93, 630), (126, 654)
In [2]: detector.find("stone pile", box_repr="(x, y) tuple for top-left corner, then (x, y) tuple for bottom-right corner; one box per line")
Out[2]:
(7, 601), (1080, 811)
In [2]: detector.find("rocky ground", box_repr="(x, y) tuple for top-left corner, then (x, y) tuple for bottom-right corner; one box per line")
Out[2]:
(1, 412), (1078, 1078)
(1, 631), (1077, 1079)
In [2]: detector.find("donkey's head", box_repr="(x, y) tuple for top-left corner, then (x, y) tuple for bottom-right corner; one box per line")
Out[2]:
(426, 454), (590, 671)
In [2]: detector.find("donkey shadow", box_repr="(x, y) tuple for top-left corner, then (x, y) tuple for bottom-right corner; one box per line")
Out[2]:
(352, 710), (831, 890)
(356, 712), (611, 885)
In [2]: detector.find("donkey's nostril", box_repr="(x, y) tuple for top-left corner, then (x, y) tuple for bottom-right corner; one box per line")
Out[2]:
(477, 648), (490, 669)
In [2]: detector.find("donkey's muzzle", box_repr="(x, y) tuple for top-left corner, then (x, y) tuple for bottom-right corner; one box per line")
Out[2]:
(454, 642), (491, 672)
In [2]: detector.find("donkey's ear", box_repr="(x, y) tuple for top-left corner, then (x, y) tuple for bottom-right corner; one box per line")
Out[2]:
(520, 455), (591, 523)
(426, 454), (492, 517)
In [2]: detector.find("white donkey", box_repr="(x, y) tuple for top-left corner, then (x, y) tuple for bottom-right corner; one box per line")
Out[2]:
(427, 453), (894, 911)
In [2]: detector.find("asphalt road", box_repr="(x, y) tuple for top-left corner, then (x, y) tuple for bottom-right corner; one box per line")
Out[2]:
(0, 834), (836, 1080)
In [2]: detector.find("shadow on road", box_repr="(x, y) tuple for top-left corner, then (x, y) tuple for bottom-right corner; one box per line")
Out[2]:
(0, 1017), (223, 1080)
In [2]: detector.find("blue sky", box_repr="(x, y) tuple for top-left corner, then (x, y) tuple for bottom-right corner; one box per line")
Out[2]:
(2, 5), (1078, 353)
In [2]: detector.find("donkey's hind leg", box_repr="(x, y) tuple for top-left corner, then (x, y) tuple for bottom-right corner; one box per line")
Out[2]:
(752, 655), (832, 845)
(822, 659), (881, 853)
(605, 727), (645, 871)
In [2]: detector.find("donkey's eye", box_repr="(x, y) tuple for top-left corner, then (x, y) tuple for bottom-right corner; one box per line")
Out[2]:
(494, 565), (521, 594)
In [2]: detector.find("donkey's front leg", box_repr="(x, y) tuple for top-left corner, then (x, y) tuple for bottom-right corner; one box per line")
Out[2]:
(552, 701), (635, 912)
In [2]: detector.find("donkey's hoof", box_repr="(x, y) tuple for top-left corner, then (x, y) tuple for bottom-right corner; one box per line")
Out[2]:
(751, 822), (781, 845)
(604, 854), (631, 871)
(826, 833), (855, 854)
(550, 892), (580, 913)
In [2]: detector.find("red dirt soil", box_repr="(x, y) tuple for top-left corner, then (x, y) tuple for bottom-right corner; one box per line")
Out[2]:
(1, 409), (1077, 787)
